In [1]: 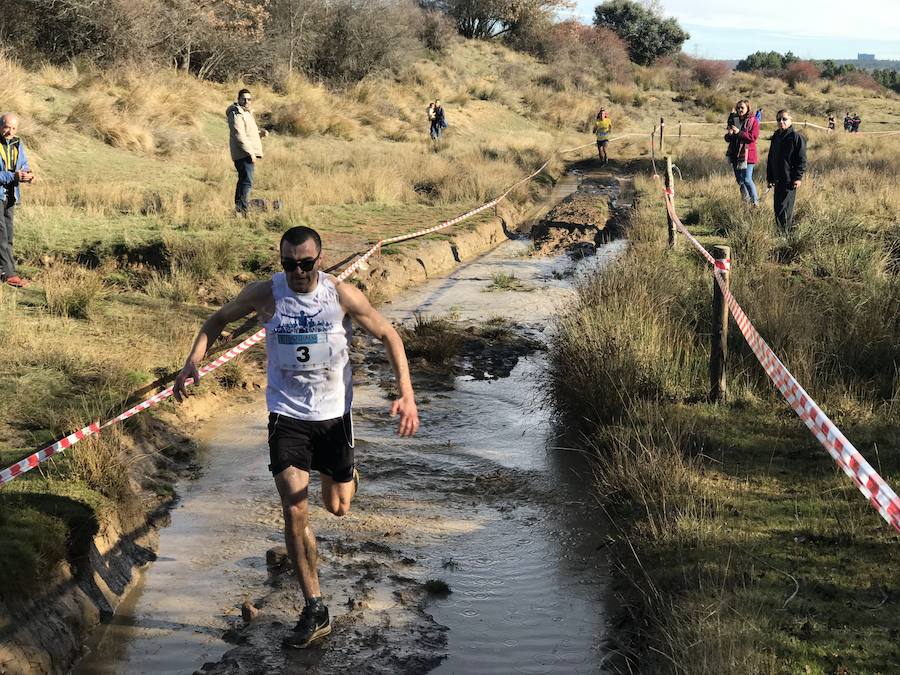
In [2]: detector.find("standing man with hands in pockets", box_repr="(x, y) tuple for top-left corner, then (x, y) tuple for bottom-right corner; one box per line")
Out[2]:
(766, 109), (807, 232)
(174, 225), (419, 650)
(227, 88), (268, 215)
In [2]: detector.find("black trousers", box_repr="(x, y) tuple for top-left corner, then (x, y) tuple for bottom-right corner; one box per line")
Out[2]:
(773, 184), (797, 232)
(0, 198), (15, 277)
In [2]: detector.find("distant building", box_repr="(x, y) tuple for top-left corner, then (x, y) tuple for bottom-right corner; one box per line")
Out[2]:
(858, 53), (876, 61)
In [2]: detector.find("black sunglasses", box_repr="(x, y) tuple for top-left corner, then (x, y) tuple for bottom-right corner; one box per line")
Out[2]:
(281, 253), (320, 272)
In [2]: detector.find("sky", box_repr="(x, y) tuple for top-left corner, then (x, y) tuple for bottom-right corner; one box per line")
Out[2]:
(570, 0), (900, 60)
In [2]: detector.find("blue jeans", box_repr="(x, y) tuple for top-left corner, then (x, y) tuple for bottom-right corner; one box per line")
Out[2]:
(733, 163), (758, 204)
(234, 157), (255, 212)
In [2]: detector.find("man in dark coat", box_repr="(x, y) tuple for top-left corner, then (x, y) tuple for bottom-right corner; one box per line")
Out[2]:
(766, 109), (807, 232)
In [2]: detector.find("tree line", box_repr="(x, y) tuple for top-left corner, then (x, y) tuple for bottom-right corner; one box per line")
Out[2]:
(736, 50), (899, 92)
(0, 0), (689, 83)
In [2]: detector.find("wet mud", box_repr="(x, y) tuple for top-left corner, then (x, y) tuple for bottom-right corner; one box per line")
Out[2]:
(74, 163), (628, 675)
(532, 164), (634, 256)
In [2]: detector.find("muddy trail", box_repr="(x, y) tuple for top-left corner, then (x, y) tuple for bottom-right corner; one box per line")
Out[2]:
(74, 162), (631, 675)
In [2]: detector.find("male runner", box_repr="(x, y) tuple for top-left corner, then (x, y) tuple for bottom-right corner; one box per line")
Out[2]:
(174, 226), (419, 648)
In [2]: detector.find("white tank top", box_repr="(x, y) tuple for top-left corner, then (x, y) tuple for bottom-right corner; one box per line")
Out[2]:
(263, 272), (353, 421)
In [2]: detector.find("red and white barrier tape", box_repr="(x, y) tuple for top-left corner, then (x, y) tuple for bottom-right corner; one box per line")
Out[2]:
(1, 138), (611, 488)
(717, 271), (900, 532)
(660, 183), (900, 532)
(0, 423), (101, 486)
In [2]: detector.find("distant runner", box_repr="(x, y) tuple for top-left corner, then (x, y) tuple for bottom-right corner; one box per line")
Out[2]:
(593, 108), (612, 165)
(174, 226), (420, 649)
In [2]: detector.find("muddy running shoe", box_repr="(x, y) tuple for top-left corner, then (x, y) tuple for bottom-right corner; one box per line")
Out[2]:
(283, 602), (331, 649)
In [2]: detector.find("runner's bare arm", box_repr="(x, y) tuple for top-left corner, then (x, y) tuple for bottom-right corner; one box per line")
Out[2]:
(336, 280), (419, 437)
(174, 281), (272, 402)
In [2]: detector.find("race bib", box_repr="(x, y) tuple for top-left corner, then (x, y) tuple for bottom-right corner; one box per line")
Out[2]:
(276, 332), (332, 371)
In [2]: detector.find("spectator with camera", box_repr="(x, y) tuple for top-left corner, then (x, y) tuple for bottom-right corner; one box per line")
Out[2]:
(0, 113), (34, 288)
(724, 99), (760, 206)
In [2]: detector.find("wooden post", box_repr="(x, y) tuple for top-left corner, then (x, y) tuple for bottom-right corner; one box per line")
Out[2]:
(664, 155), (676, 248)
(659, 116), (665, 153)
(678, 120), (682, 140)
(710, 245), (731, 402)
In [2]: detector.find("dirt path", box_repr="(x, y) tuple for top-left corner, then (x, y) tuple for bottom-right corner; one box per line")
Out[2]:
(75, 162), (631, 675)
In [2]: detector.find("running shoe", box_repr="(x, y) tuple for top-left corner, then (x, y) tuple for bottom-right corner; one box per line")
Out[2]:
(5, 275), (26, 288)
(283, 602), (331, 649)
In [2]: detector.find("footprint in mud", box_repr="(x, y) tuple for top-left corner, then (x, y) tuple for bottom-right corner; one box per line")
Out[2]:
(198, 539), (448, 675)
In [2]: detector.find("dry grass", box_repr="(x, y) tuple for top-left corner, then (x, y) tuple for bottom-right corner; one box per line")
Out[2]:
(42, 265), (109, 319)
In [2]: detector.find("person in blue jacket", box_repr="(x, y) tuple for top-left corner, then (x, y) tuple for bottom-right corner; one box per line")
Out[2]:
(0, 113), (34, 288)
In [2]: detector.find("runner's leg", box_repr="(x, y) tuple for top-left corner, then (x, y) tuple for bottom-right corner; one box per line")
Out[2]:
(321, 474), (355, 516)
(274, 466), (321, 599)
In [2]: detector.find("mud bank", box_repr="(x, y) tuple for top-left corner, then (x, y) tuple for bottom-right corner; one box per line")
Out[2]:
(532, 165), (633, 256)
(349, 203), (518, 301)
(0, 407), (215, 675)
(0, 173), (566, 675)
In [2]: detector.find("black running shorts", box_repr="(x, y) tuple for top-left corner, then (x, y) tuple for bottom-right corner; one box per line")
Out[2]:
(267, 411), (355, 482)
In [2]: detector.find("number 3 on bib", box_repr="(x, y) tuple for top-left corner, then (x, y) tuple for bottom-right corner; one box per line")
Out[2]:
(276, 333), (332, 371)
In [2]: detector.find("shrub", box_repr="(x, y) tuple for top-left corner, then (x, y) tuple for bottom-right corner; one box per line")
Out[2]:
(686, 57), (731, 89)
(838, 70), (883, 92)
(43, 266), (109, 320)
(527, 20), (632, 84)
(693, 87), (732, 114)
(144, 268), (197, 303)
(399, 313), (462, 364)
(784, 61), (820, 87)
(419, 9), (456, 52)
(608, 83), (636, 105)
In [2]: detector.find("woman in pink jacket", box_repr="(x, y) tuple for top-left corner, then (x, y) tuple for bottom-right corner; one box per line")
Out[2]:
(724, 99), (760, 205)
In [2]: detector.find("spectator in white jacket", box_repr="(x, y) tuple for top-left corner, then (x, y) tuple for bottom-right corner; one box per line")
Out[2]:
(227, 89), (267, 214)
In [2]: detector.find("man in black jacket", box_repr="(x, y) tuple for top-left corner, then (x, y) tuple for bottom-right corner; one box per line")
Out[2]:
(766, 109), (807, 231)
